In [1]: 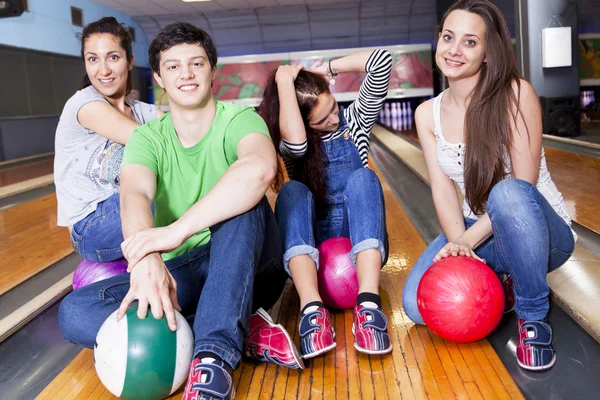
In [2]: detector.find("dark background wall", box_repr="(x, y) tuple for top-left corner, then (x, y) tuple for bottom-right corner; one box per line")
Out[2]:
(0, 44), (152, 162)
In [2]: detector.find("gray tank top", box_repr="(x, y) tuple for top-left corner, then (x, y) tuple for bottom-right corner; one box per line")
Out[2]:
(54, 86), (156, 226)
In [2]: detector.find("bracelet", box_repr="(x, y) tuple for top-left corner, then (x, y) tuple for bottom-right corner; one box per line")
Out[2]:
(326, 60), (337, 85)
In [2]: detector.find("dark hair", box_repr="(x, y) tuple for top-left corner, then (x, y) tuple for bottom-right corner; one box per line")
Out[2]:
(440, 0), (525, 215)
(259, 70), (330, 205)
(149, 22), (217, 75)
(78, 17), (133, 95)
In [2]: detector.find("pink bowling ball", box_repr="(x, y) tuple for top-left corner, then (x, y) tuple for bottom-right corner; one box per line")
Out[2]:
(317, 237), (358, 310)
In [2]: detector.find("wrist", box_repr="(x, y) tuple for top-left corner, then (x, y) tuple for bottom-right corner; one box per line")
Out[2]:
(170, 219), (190, 245)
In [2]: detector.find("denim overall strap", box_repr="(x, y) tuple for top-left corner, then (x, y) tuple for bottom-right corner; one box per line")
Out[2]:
(316, 128), (363, 243)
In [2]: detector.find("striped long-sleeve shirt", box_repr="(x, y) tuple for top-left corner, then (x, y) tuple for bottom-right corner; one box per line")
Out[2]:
(279, 49), (393, 172)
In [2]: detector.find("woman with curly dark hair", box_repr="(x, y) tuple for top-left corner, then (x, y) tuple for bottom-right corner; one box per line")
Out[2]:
(259, 49), (393, 359)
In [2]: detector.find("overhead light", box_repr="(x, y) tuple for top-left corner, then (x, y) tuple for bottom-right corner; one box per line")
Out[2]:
(181, 0), (213, 2)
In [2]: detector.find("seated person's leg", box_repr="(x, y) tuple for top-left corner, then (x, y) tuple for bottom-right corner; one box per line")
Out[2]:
(401, 233), (450, 324)
(275, 180), (336, 359)
(344, 167), (393, 354)
(244, 198), (304, 369)
(71, 192), (124, 262)
(486, 179), (574, 371)
(252, 197), (287, 312)
(58, 272), (131, 347)
(191, 197), (283, 369)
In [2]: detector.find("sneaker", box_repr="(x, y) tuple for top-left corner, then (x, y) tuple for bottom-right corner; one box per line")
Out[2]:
(516, 319), (557, 371)
(352, 305), (392, 355)
(298, 306), (336, 359)
(245, 308), (304, 369)
(182, 357), (235, 400)
(503, 275), (515, 313)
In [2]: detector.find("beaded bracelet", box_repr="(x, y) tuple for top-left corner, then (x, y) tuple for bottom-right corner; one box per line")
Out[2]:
(326, 60), (338, 85)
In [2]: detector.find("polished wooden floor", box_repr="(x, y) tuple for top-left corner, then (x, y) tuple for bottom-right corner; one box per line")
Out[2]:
(0, 158), (53, 188)
(35, 162), (524, 400)
(0, 193), (71, 296)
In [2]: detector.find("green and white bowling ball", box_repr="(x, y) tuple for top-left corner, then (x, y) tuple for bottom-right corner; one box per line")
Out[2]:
(94, 304), (194, 400)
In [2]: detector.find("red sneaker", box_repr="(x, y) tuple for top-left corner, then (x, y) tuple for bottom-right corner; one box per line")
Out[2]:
(516, 319), (556, 371)
(182, 357), (235, 400)
(352, 305), (392, 355)
(244, 308), (304, 369)
(298, 306), (336, 359)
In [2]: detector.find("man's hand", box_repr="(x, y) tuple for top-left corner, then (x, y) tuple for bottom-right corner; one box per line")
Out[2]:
(116, 253), (182, 331)
(121, 225), (185, 271)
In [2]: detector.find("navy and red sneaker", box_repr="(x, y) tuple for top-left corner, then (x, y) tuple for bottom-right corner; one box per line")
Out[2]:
(516, 319), (556, 371)
(298, 306), (336, 359)
(352, 305), (392, 355)
(244, 308), (304, 369)
(182, 357), (235, 400)
(503, 275), (515, 314)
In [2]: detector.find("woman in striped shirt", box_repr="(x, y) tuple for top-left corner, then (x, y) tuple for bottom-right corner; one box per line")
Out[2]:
(259, 49), (393, 359)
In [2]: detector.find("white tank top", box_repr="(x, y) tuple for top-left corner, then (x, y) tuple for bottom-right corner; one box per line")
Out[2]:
(433, 91), (575, 238)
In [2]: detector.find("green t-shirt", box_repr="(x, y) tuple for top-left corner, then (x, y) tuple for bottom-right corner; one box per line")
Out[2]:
(122, 101), (270, 261)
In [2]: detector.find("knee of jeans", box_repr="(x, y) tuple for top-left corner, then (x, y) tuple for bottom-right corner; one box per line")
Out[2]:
(487, 179), (534, 215)
(345, 168), (379, 193)
(401, 285), (424, 325)
(58, 293), (94, 347)
(275, 181), (313, 215)
(278, 180), (311, 200)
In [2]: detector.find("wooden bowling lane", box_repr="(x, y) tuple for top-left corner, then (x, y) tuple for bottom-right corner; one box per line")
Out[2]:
(36, 161), (523, 400)
(0, 193), (71, 296)
(0, 157), (54, 188)
(543, 147), (600, 235)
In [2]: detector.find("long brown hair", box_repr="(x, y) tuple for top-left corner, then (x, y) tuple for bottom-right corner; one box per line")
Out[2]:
(440, 0), (525, 214)
(259, 70), (330, 205)
(78, 17), (134, 96)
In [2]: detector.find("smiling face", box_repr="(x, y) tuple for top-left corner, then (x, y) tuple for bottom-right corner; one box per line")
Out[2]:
(436, 9), (487, 81)
(308, 93), (340, 135)
(83, 33), (133, 99)
(153, 43), (216, 110)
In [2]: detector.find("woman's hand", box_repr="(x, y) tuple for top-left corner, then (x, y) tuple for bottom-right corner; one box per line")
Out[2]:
(433, 240), (486, 263)
(275, 65), (303, 84)
(310, 62), (329, 78)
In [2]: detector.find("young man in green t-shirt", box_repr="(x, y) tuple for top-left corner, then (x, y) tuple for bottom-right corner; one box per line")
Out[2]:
(58, 23), (303, 400)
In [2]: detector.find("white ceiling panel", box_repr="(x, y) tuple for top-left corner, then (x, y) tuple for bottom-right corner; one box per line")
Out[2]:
(90, 0), (593, 58)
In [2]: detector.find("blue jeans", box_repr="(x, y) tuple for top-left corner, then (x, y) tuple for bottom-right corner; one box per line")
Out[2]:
(58, 197), (287, 369)
(275, 134), (388, 274)
(71, 192), (124, 262)
(402, 179), (575, 323)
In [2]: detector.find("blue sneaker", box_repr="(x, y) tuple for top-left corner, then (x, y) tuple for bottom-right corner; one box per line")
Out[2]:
(182, 357), (235, 400)
(517, 319), (556, 371)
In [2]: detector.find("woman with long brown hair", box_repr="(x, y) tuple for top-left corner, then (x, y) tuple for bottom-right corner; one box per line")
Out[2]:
(402, 0), (575, 371)
(259, 49), (393, 359)
(55, 17), (160, 262)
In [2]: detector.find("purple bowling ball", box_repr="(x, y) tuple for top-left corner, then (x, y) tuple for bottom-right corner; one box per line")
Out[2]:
(72, 259), (128, 290)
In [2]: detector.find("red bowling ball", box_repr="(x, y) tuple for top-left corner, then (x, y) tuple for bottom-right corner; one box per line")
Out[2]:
(417, 256), (504, 343)
(317, 237), (358, 310)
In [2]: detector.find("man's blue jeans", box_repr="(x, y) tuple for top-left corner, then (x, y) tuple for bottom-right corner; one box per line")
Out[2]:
(71, 192), (124, 262)
(58, 197), (287, 369)
(402, 179), (575, 323)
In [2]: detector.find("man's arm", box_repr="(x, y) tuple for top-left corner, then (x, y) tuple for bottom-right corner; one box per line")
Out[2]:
(120, 164), (156, 237)
(121, 132), (277, 268)
(118, 163), (181, 331)
(173, 132), (277, 237)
